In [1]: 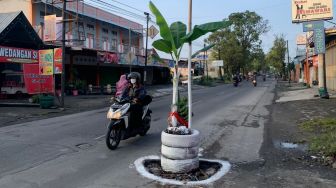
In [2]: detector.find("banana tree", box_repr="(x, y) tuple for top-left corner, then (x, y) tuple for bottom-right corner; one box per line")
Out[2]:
(149, 1), (231, 116)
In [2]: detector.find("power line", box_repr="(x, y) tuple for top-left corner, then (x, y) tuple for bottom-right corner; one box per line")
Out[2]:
(87, 0), (147, 21)
(86, 0), (157, 26)
(100, 0), (156, 20)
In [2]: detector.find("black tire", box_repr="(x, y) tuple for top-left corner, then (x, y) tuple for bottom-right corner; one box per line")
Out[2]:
(139, 127), (149, 136)
(105, 121), (122, 150)
(139, 115), (151, 136)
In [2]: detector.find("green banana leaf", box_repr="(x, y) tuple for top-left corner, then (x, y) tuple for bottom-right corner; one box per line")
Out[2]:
(152, 39), (172, 54)
(149, 1), (177, 55)
(170, 21), (187, 49)
(183, 20), (232, 42)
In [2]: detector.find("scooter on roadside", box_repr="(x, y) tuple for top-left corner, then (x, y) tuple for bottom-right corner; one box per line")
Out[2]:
(105, 95), (152, 150)
(233, 79), (239, 87)
(252, 79), (257, 87)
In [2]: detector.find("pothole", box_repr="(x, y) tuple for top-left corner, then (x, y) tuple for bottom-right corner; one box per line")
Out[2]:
(134, 155), (230, 186)
(273, 140), (308, 151)
(75, 143), (93, 150)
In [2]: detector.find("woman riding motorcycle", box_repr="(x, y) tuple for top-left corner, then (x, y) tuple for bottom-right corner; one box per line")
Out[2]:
(121, 72), (146, 131)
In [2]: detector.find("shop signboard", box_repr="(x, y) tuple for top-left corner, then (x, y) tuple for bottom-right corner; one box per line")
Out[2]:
(23, 64), (54, 94)
(292, 0), (333, 23)
(303, 20), (324, 32)
(97, 51), (119, 64)
(212, 60), (224, 67)
(53, 48), (62, 74)
(39, 49), (54, 75)
(0, 46), (38, 63)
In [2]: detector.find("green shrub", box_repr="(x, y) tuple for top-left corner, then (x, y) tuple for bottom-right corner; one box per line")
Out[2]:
(197, 76), (214, 86)
(31, 95), (40, 103)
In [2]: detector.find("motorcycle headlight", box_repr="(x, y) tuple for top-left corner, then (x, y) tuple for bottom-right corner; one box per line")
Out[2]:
(107, 108), (122, 119)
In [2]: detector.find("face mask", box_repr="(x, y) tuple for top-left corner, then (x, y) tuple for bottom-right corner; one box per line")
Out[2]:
(130, 79), (136, 84)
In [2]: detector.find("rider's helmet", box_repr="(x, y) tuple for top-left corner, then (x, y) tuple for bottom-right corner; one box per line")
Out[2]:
(127, 72), (141, 84)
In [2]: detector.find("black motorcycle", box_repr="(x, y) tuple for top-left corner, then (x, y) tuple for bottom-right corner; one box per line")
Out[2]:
(105, 95), (152, 150)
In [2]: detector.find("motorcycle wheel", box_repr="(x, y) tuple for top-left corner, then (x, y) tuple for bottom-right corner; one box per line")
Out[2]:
(139, 115), (151, 136)
(105, 122), (121, 150)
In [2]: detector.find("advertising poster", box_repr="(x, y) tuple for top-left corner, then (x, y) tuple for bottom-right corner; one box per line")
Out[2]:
(292, 0), (333, 23)
(39, 49), (54, 75)
(23, 64), (54, 94)
(53, 48), (62, 74)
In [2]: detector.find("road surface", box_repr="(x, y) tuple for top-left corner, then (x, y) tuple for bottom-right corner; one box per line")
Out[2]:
(0, 79), (274, 188)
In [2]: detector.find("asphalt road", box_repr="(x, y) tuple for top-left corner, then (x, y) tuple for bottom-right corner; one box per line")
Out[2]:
(0, 79), (275, 188)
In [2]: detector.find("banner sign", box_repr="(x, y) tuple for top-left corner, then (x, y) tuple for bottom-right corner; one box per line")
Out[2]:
(23, 64), (54, 94)
(0, 46), (38, 63)
(292, 0), (333, 23)
(44, 15), (57, 41)
(296, 34), (307, 45)
(53, 48), (62, 74)
(212, 60), (224, 67)
(97, 51), (119, 64)
(39, 49), (54, 75)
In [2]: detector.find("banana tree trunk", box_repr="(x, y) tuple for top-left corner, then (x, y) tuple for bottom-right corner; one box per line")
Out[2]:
(172, 60), (179, 105)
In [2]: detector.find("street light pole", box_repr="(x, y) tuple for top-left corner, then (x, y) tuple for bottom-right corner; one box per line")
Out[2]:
(287, 40), (290, 84)
(61, 0), (67, 108)
(188, 0), (192, 128)
(144, 12), (150, 85)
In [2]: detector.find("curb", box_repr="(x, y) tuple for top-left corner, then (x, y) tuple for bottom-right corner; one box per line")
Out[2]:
(0, 103), (40, 107)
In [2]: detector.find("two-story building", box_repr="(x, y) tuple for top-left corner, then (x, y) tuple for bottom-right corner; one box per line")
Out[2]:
(0, 0), (170, 95)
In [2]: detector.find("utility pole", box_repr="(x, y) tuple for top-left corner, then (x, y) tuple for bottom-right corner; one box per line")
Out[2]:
(218, 48), (223, 80)
(144, 12), (149, 85)
(287, 40), (290, 84)
(204, 43), (208, 79)
(187, 0), (192, 128)
(322, 54), (329, 98)
(61, 0), (67, 108)
(129, 27), (132, 73)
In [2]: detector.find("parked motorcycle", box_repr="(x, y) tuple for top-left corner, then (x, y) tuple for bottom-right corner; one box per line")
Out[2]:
(105, 95), (152, 150)
(252, 79), (257, 87)
(233, 79), (239, 87)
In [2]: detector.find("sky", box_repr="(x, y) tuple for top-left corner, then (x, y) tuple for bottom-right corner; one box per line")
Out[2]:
(96, 0), (336, 60)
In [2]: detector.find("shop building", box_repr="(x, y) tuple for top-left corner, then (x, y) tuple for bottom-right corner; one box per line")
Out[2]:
(0, 0), (170, 94)
(0, 11), (51, 98)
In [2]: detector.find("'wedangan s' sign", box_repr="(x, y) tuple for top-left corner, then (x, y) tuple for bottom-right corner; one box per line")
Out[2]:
(0, 46), (38, 63)
(292, 0), (333, 23)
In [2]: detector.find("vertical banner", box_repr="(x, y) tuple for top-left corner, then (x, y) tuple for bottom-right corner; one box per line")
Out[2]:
(53, 48), (63, 74)
(23, 64), (54, 94)
(39, 49), (54, 75)
(44, 15), (57, 41)
(314, 26), (326, 53)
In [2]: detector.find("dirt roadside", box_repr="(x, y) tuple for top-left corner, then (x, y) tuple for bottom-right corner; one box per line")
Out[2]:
(212, 82), (336, 188)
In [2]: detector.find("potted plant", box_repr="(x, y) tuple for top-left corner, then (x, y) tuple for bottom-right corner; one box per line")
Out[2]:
(149, 1), (231, 173)
(72, 80), (81, 96)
